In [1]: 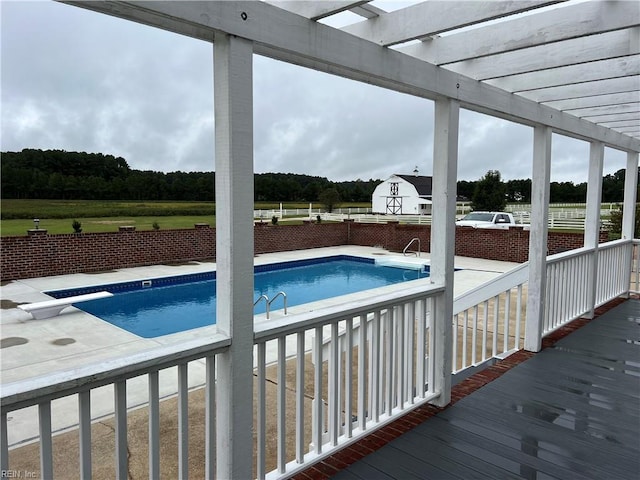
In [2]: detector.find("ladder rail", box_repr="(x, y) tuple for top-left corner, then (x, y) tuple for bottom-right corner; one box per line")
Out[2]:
(267, 291), (288, 319)
(254, 292), (288, 319)
(403, 238), (421, 257)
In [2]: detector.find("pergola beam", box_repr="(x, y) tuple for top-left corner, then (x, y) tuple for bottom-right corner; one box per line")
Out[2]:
(341, 0), (556, 47)
(62, 0), (639, 152)
(520, 76), (640, 103)
(574, 103), (640, 118)
(446, 29), (640, 81)
(586, 112), (640, 123)
(488, 56), (640, 92)
(269, 1), (368, 20)
(544, 92), (640, 111)
(398, 1), (639, 65)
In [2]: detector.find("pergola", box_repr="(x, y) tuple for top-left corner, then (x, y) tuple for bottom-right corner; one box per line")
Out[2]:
(16, 1), (640, 478)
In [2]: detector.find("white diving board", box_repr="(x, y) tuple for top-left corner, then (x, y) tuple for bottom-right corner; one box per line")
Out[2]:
(18, 291), (113, 320)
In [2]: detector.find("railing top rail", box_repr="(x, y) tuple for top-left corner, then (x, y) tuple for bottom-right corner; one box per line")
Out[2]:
(254, 282), (445, 343)
(546, 238), (632, 265)
(545, 245), (594, 264)
(1, 333), (231, 412)
(453, 262), (529, 315)
(597, 238), (634, 250)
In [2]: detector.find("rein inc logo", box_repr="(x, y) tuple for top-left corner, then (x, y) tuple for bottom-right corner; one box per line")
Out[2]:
(1, 472), (37, 478)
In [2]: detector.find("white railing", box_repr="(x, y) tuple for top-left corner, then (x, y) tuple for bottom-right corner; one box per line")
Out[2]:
(451, 264), (529, 373)
(543, 246), (594, 335)
(253, 207), (371, 220)
(448, 238), (636, 372)
(595, 239), (635, 306)
(253, 283), (445, 479)
(3, 239), (636, 479)
(1, 335), (230, 479)
(543, 239), (633, 336)
(320, 211), (607, 230)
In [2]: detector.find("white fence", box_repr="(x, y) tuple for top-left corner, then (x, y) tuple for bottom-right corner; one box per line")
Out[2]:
(543, 240), (632, 336)
(253, 283), (444, 479)
(319, 211), (612, 230)
(0, 335), (230, 479)
(1, 239), (635, 479)
(451, 263), (529, 373)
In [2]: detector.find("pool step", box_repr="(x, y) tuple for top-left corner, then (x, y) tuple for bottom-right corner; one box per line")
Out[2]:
(375, 257), (429, 271)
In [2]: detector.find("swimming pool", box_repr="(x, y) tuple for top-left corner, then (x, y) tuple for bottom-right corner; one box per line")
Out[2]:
(48, 256), (430, 338)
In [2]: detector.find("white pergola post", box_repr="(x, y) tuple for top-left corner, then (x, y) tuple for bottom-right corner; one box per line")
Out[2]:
(584, 141), (604, 318)
(622, 152), (639, 240)
(430, 98), (459, 407)
(524, 126), (552, 352)
(213, 32), (254, 480)
(622, 151), (639, 297)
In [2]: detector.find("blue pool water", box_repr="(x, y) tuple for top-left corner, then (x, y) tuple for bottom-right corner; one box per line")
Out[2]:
(50, 256), (429, 338)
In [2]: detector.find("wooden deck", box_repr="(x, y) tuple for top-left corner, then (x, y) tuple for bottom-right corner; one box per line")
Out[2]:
(319, 299), (640, 480)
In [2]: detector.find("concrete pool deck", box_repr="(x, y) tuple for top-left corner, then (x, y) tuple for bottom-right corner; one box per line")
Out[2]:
(1, 246), (519, 448)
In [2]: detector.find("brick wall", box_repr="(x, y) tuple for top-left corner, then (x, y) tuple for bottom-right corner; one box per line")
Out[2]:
(254, 222), (348, 254)
(1, 225), (217, 280)
(0, 222), (604, 280)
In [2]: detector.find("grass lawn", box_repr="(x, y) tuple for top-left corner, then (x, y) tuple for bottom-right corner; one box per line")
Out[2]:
(0, 200), (365, 235)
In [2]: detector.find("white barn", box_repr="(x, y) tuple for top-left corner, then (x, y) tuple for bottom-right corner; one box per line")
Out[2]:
(372, 174), (433, 215)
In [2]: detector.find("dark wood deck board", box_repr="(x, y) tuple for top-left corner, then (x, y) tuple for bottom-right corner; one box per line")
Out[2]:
(331, 299), (640, 479)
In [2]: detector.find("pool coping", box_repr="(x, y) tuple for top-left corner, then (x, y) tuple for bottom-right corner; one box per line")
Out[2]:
(1, 246), (519, 447)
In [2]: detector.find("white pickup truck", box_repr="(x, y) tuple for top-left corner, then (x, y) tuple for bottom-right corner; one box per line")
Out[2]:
(455, 211), (517, 229)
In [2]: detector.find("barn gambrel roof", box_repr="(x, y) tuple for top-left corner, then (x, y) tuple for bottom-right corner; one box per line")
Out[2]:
(395, 174), (433, 196)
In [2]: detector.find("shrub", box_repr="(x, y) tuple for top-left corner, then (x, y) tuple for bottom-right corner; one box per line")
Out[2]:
(152, 221), (160, 230)
(72, 220), (82, 233)
(607, 203), (640, 239)
(271, 215), (278, 225)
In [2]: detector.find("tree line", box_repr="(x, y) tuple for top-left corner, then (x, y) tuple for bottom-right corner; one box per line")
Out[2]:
(1, 149), (634, 204)
(0, 149), (379, 202)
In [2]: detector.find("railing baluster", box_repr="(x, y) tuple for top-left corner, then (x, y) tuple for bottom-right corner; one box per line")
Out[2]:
(345, 318), (354, 438)
(417, 299), (426, 398)
(492, 296), (499, 357)
(257, 342), (266, 480)
(504, 291), (511, 353)
(427, 297), (435, 393)
(178, 362), (189, 480)
(550, 263), (558, 330)
(406, 302), (415, 403)
(384, 309), (393, 417)
(397, 304), (405, 408)
(277, 337), (286, 473)
(114, 380), (128, 480)
(39, 402), (53, 480)
(313, 327), (323, 454)
(462, 310), (468, 369)
(205, 355), (216, 480)
(371, 310), (380, 423)
(329, 322), (339, 446)
(148, 371), (160, 479)
(296, 332), (305, 462)
(358, 313), (367, 431)
(471, 306), (478, 365)
(79, 390), (92, 480)
(452, 313), (458, 372)
(515, 285), (522, 349)
(482, 300), (489, 362)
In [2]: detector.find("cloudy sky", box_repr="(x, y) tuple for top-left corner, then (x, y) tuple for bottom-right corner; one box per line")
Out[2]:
(1, 0), (629, 183)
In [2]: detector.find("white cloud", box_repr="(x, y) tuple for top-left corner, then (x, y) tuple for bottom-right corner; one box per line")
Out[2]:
(1, 1), (629, 183)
